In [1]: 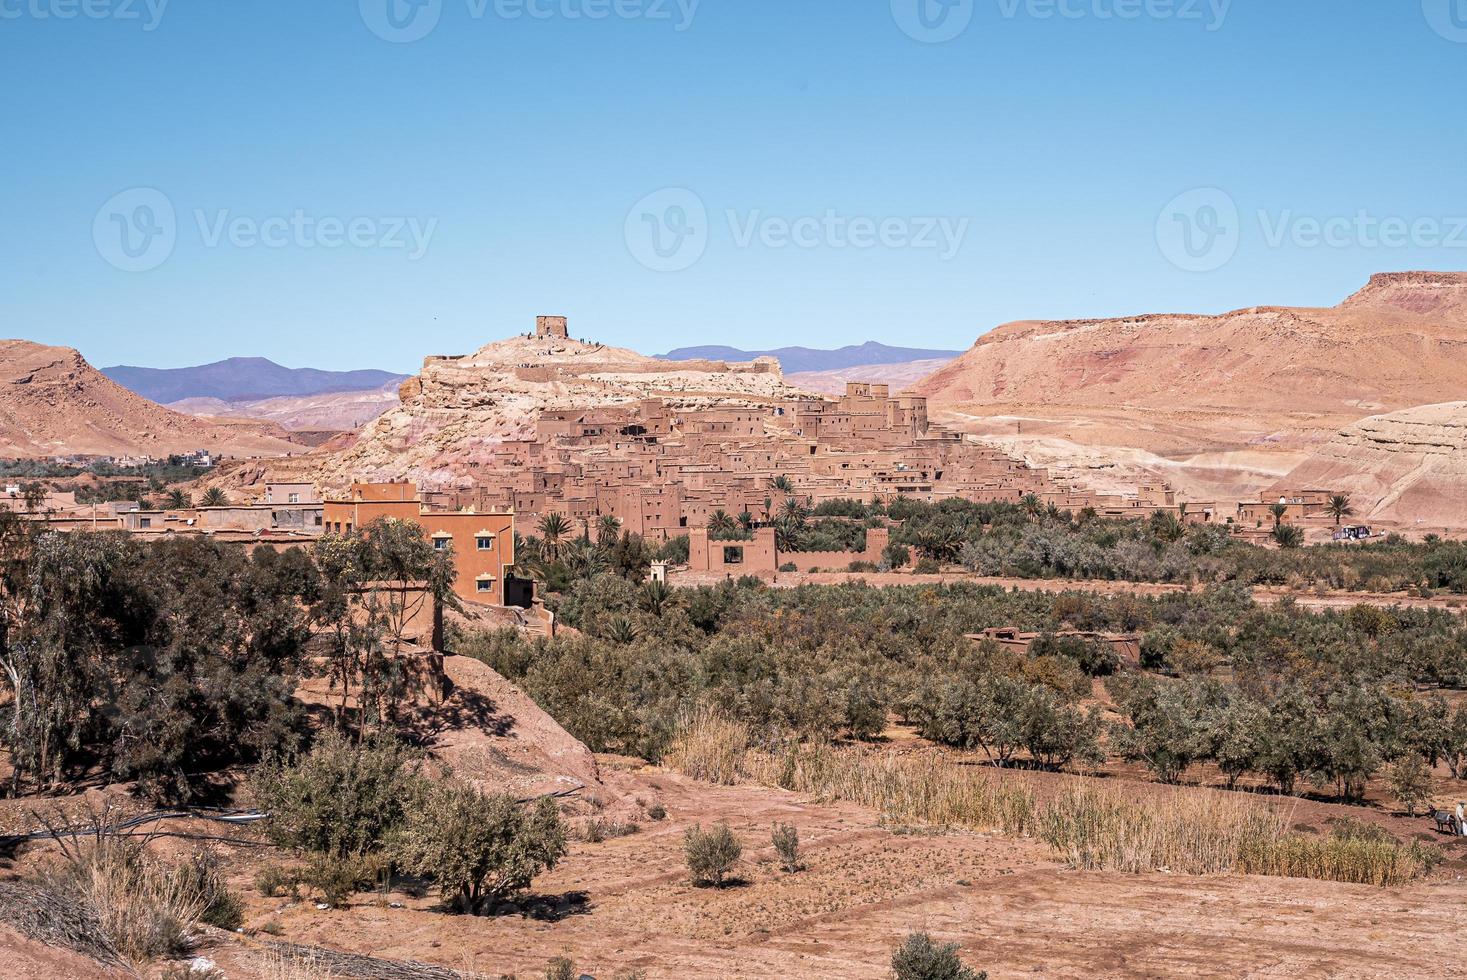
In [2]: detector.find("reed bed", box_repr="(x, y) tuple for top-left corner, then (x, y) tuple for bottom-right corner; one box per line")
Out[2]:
(666, 714), (1438, 887)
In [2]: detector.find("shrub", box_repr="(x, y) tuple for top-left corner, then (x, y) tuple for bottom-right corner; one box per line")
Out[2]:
(1387, 754), (1433, 817)
(647, 803), (667, 821)
(544, 957), (577, 980)
(779, 562), (798, 572)
(392, 785), (567, 913)
(249, 731), (424, 859)
(301, 854), (381, 908)
(881, 542), (910, 570)
(771, 822), (801, 873)
(664, 711), (750, 785)
(254, 864), (299, 899)
(31, 835), (213, 965)
(891, 932), (986, 980)
(175, 849), (243, 931)
(914, 557), (940, 574)
(684, 823), (742, 887)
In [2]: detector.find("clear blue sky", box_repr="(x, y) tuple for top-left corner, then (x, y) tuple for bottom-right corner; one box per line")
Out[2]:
(2, 1), (1465, 372)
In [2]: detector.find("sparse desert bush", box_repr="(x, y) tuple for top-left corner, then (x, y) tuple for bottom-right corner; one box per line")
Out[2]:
(301, 854), (382, 909)
(544, 957), (578, 980)
(250, 731), (425, 859)
(392, 784), (567, 913)
(771, 822), (801, 872)
(254, 864), (300, 899)
(175, 849), (243, 930)
(647, 803), (667, 821)
(684, 823), (742, 887)
(29, 833), (217, 965)
(579, 817), (639, 842)
(890, 931), (986, 980)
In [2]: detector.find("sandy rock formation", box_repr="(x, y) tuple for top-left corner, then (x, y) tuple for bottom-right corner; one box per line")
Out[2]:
(1274, 401), (1467, 527)
(0, 339), (300, 458)
(314, 330), (812, 490)
(917, 272), (1467, 455)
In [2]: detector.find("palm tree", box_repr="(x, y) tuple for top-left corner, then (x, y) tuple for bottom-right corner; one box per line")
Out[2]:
(200, 487), (228, 508)
(166, 488), (191, 509)
(1020, 493), (1042, 523)
(737, 510), (754, 533)
(1268, 502), (1288, 531)
(597, 514), (622, 547)
(1326, 494), (1354, 527)
(537, 512), (570, 562)
(778, 496), (809, 524)
(640, 580), (672, 617)
(708, 509), (739, 539)
(770, 475), (794, 494)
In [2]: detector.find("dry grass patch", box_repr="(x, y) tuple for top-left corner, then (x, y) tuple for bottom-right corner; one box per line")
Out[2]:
(667, 714), (1440, 887)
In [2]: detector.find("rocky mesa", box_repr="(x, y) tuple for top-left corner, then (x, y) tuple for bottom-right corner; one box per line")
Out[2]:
(0, 339), (302, 458)
(916, 271), (1467, 454)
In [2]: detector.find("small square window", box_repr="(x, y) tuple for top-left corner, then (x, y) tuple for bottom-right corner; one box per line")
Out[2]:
(476, 579), (493, 593)
(433, 536), (450, 550)
(476, 536), (493, 551)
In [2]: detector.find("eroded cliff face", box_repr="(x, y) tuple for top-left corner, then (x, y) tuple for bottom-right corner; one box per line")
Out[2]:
(314, 332), (810, 489)
(1278, 401), (1467, 526)
(916, 272), (1467, 453)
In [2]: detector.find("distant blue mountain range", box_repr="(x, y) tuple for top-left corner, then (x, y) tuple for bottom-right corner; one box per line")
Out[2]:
(657, 341), (961, 374)
(102, 357), (407, 403)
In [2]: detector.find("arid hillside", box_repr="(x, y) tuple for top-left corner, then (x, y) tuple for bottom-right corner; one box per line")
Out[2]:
(788, 357), (953, 396)
(1274, 400), (1467, 527)
(311, 326), (814, 490)
(918, 271), (1467, 454)
(0, 339), (301, 458)
(167, 382), (400, 432)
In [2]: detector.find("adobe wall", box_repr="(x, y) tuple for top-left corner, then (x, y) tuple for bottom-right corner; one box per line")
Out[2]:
(783, 526), (890, 572)
(688, 526), (778, 575)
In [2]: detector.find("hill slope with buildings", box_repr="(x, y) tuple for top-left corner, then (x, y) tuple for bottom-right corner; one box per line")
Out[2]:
(311, 317), (814, 490)
(0, 339), (302, 458)
(917, 272), (1467, 454)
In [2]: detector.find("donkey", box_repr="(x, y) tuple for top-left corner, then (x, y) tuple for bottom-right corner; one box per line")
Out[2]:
(1430, 808), (1458, 835)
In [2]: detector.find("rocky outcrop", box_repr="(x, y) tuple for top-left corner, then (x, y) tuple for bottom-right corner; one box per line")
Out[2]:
(312, 329), (813, 489)
(916, 272), (1467, 453)
(1275, 402), (1467, 526)
(0, 339), (300, 458)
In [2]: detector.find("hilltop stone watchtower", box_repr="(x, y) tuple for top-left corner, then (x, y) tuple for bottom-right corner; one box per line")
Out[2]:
(536, 315), (569, 340)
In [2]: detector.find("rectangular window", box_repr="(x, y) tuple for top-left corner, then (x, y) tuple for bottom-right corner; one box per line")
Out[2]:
(288, 493), (300, 504)
(434, 537), (449, 550)
(476, 536), (493, 551)
(139, 518), (151, 529)
(476, 579), (493, 593)
(723, 546), (744, 565)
